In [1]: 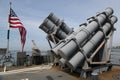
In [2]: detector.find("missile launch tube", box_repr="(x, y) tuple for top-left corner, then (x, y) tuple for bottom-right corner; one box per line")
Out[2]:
(51, 25), (86, 56)
(47, 13), (61, 25)
(67, 15), (117, 70)
(47, 13), (73, 34)
(39, 18), (68, 39)
(39, 18), (58, 34)
(58, 7), (114, 60)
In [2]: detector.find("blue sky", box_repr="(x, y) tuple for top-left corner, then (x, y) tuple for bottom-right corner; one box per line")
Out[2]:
(0, 0), (120, 51)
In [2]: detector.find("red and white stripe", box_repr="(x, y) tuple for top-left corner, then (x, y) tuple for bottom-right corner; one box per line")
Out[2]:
(9, 8), (27, 52)
(9, 17), (23, 28)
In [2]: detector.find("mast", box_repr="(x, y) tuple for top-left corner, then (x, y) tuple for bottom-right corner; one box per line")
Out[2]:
(6, 2), (11, 55)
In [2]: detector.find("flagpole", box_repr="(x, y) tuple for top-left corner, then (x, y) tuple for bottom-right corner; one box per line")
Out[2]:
(6, 2), (26, 53)
(3, 2), (11, 71)
(6, 2), (11, 55)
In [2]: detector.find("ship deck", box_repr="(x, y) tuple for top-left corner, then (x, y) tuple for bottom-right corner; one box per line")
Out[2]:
(0, 65), (120, 80)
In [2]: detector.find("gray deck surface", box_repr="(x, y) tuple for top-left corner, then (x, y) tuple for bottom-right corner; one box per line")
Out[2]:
(0, 66), (77, 80)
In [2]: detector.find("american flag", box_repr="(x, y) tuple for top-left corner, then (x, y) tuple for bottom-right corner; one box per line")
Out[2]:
(9, 8), (26, 52)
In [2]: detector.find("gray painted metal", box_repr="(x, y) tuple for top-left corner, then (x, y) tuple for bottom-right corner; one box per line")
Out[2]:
(47, 13), (73, 34)
(32, 40), (41, 56)
(58, 7), (114, 60)
(51, 25), (86, 56)
(91, 72), (99, 80)
(39, 18), (67, 39)
(47, 13), (61, 26)
(67, 16), (117, 70)
(111, 52), (120, 55)
(111, 49), (120, 52)
(55, 29), (68, 39)
(110, 49), (120, 65)
(59, 58), (66, 66)
(51, 41), (65, 56)
(39, 18), (57, 34)
(39, 7), (118, 72)
(39, 13), (73, 41)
